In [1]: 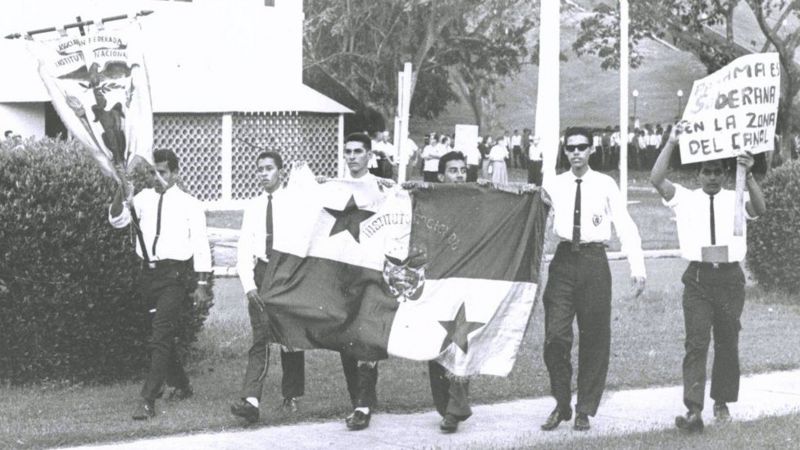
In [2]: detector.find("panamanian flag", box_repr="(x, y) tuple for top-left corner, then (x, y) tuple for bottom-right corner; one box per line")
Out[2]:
(261, 170), (547, 377)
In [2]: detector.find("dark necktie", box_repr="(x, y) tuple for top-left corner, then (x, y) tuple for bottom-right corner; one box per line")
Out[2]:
(151, 192), (164, 258)
(572, 178), (582, 251)
(265, 193), (273, 259)
(709, 194), (716, 245)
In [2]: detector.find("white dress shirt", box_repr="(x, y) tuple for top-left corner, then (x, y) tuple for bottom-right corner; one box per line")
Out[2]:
(422, 144), (443, 172)
(237, 188), (286, 293)
(488, 144), (508, 161)
(464, 144), (482, 165)
(543, 169), (646, 278)
(109, 185), (212, 272)
(510, 134), (522, 147)
(664, 184), (754, 263)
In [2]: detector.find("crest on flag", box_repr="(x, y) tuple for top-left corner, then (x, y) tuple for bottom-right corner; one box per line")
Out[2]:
(25, 16), (153, 181)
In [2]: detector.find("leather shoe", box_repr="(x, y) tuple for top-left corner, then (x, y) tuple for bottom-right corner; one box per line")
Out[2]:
(345, 410), (371, 431)
(439, 414), (459, 433)
(713, 402), (731, 422)
(168, 384), (194, 401)
(573, 413), (590, 431)
(675, 410), (704, 433)
(132, 399), (155, 420)
(230, 399), (260, 424)
(282, 397), (299, 413)
(541, 406), (572, 431)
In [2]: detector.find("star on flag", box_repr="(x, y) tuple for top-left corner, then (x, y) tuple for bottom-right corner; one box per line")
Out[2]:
(438, 302), (485, 354)
(324, 195), (375, 243)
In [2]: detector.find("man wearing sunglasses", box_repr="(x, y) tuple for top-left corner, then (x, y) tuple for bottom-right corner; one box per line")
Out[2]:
(650, 124), (766, 433)
(539, 127), (646, 432)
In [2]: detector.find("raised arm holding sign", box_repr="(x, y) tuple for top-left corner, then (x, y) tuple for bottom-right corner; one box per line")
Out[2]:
(678, 53), (779, 236)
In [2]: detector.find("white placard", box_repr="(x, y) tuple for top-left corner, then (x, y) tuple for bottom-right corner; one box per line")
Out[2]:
(679, 53), (780, 164)
(454, 124), (479, 155)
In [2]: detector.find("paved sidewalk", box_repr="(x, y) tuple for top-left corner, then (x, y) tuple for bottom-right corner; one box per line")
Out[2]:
(63, 369), (800, 450)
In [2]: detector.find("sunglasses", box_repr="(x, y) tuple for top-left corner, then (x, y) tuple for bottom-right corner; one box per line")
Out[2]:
(565, 143), (591, 152)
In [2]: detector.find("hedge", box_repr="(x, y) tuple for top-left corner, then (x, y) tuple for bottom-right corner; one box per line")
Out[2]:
(747, 160), (800, 295)
(0, 138), (213, 384)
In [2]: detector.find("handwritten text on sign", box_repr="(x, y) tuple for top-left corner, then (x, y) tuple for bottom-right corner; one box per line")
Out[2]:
(679, 53), (780, 164)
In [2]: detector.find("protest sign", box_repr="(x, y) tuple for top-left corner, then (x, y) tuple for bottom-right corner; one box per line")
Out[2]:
(679, 53), (780, 164)
(454, 124), (479, 155)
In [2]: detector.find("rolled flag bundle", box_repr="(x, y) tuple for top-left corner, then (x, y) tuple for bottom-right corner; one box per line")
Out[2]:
(25, 17), (153, 181)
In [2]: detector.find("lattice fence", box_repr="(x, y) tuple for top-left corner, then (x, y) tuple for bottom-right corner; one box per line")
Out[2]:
(232, 112), (339, 200)
(153, 114), (223, 202)
(152, 112), (340, 205)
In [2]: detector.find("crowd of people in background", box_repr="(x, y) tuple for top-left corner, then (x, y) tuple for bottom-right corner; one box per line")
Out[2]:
(352, 120), (791, 186)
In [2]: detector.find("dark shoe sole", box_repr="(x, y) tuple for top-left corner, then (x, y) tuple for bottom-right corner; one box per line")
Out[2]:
(541, 409), (572, 431)
(675, 415), (704, 433)
(231, 405), (259, 424)
(573, 422), (591, 431)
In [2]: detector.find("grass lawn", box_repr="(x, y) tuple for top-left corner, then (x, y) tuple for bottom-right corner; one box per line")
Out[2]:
(508, 412), (800, 450)
(2, 258), (799, 449)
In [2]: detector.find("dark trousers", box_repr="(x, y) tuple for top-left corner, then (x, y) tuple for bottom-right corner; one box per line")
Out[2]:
(341, 353), (378, 409)
(512, 145), (524, 168)
(542, 243), (611, 416)
(429, 361), (471, 421)
(527, 160), (543, 185)
(467, 165), (479, 182)
(681, 262), (745, 411)
(139, 262), (192, 402)
(240, 260), (305, 400)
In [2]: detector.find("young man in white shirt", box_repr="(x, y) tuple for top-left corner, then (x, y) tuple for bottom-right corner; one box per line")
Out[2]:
(338, 132), (393, 430)
(650, 125), (766, 433)
(109, 149), (212, 420)
(539, 127), (646, 432)
(230, 151), (305, 423)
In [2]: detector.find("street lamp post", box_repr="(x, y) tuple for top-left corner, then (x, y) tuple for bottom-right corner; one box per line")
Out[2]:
(676, 89), (684, 119)
(632, 89), (639, 127)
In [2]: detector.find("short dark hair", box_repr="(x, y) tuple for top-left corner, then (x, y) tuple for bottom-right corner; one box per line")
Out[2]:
(256, 150), (283, 170)
(564, 127), (593, 144)
(438, 151), (466, 175)
(4, 130), (12, 138)
(153, 149), (179, 172)
(345, 132), (372, 151)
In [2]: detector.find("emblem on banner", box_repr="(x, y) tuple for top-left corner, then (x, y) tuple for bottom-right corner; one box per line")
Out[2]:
(382, 246), (427, 303)
(592, 214), (603, 227)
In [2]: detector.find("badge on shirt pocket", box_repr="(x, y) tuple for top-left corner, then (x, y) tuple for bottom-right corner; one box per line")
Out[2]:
(592, 214), (603, 227)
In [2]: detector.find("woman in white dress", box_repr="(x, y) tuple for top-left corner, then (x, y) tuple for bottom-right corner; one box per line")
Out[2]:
(488, 137), (509, 184)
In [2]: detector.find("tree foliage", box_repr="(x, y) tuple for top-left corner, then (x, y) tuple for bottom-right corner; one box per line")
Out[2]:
(303, 0), (536, 130)
(0, 139), (213, 384)
(574, 0), (800, 163)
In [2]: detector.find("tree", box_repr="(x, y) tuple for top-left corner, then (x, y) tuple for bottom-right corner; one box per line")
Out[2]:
(573, 0), (800, 163)
(303, 0), (536, 131)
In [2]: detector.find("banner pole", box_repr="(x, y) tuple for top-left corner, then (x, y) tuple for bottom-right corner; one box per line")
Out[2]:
(5, 10), (153, 39)
(734, 164), (746, 236)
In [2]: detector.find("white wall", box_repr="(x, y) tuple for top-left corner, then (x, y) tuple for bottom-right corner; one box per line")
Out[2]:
(0, 103), (45, 138)
(0, 0), (306, 111)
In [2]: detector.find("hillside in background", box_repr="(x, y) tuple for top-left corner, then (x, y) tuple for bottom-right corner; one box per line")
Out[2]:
(410, 2), (709, 139)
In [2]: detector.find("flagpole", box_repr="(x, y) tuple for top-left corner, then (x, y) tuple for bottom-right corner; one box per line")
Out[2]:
(537, 0), (560, 185)
(619, 0), (629, 203)
(4, 10), (153, 39)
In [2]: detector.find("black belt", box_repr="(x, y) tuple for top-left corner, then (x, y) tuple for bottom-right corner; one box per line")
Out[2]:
(142, 259), (190, 270)
(557, 241), (607, 250)
(689, 261), (739, 270)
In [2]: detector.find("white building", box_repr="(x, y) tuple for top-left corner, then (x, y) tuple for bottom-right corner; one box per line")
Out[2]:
(0, 0), (351, 208)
